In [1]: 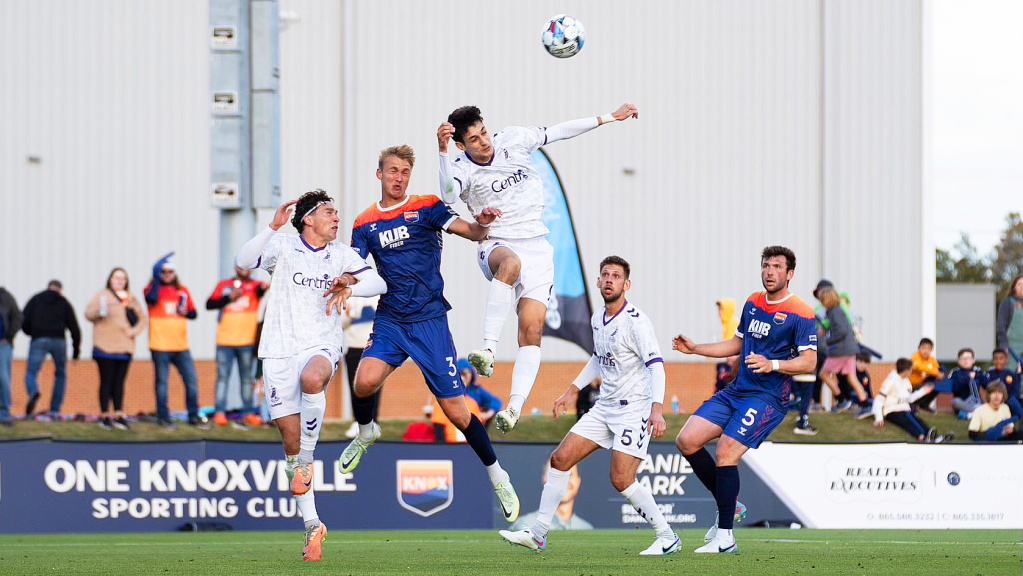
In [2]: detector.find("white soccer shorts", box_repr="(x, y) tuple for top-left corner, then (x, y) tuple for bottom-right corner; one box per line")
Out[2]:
(261, 345), (341, 421)
(477, 235), (554, 306)
(569, 399), (653, 459)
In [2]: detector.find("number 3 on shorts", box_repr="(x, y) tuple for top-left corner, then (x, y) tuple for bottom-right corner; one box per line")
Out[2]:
(741, 407), (758, 426)
(446, 356), (457, 377)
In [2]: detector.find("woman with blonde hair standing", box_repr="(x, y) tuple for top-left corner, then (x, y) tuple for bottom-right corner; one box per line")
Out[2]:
(85, 268), (147, 430)
(816, 285), (869, 413)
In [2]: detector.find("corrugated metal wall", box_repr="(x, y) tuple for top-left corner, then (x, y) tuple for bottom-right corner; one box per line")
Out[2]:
(0, 0), (927, 362)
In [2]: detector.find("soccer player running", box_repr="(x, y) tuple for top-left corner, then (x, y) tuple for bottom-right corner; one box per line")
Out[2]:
(500, 256), (680, 555)
(437, 103), (638, 433)
(235, 190), (387, 562)
(672, 246), (817, 554)
(332, 145), (521, 523)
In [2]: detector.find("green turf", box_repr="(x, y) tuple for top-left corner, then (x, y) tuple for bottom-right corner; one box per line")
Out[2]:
(0, 529), (1018, 575)
(0, 411), (973, 444)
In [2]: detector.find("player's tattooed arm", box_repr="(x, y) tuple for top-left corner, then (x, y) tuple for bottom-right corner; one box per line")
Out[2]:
(445, 208), (503, 241)
(672, 334), (742, 358)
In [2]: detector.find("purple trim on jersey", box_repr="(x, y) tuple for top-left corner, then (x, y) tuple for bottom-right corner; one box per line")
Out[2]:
(542, 127), (548, 146)
(466, 150), (494, 167)
(254, 256), (262, 269)
(453, 176), (462, 190)
(350, 266), (371, 276)
(300, 236), (326, 252)
(603, 300), (628, 326)
(645, 357), (663, 367)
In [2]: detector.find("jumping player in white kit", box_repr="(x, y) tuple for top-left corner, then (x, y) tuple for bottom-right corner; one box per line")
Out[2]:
(235, 190), (387, 562)
(437, 103), (639, 432)
(499, 256), (680, 555)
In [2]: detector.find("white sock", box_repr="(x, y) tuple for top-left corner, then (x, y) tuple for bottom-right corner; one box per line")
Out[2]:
(358, 420), (377, 442)
(621, 481), (673, 539)
(718, 528), (733, 541)
(530, 467), (570, 540)
(299, 391), (326, 461)
(296, 489), (319, 528)
(486, 462), (508, 486)
(482, 280), (514, 351)
(509, 346), (541, 413)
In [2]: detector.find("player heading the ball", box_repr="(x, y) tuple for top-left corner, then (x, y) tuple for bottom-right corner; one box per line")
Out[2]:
(437, 103), (639, 433)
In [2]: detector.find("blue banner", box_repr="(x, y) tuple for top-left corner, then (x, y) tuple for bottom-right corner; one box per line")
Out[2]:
(533, 148), (594, 354)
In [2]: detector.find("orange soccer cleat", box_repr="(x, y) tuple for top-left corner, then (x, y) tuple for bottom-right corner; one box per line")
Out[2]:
(303, 523), (327, 562)
(291, 460), (314, 496)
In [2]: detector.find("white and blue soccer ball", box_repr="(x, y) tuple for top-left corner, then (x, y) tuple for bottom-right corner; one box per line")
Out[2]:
(542, 14), (585, 58)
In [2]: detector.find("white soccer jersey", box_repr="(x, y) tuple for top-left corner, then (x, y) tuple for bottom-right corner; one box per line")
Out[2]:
(256, 233), (370, 359)
(589, 301), (663, 404)
(450, 126), (550, 239)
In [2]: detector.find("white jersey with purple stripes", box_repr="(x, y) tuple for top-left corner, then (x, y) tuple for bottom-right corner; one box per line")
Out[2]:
(255, 233), (370, 359)
(589, 301), (663, 405)
(449, 126), (550, 239)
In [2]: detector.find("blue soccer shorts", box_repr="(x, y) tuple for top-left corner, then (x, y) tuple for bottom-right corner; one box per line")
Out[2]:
(692, 387), (787, 449)
(362, 314), (465, 399)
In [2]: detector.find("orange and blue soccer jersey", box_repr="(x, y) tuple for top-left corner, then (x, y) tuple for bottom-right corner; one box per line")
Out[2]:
(145, 284), (196, 352)
(208, 278), (266, 347)
(351, 195), (459, 322)
(730, 291), (817, 406)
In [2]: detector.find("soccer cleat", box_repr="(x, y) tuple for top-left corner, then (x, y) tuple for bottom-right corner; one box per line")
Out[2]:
(639, 533), (682, 556)
(494, 406), (520, 433)
(499, 528), (545, 552)
(494, 475), (520, 522)
(704, 501), (747, 543)
(695, 533), (738, 554)
(213, 412), (228, 426)
(468, 349), (496, 377)
(338, 422), (381, 473)
(291, 460), (314, 496)
(302, 522), (327, 562)
(734, 501), (748, 523)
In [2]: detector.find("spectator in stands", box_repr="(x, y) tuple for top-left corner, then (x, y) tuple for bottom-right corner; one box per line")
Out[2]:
(22, 280), (81, 418)
(968, 381), (1020, 441)
(343, 296), (378, 439)
(402, 403), (436, 442)
(909, 337), (944, 412)
(431, 395), (481, 442)
(791, 373), (818, 435)
(945, 348), (988, 419)
(853, 352), (874, 420)
(575, 378), (600, 420)
(716, 298), (740, 386)
(144, 253), (206, 429)
(872, 358), (952, 443)
(996, 275), (1023, 372)
(816, 284), (869, 414)
(458, 358), (501, 426)
(0, 286), (23, 426)
(84, 268), (147, 430)
(206, 266), (267, 428)
(986, 348), (1021, 417)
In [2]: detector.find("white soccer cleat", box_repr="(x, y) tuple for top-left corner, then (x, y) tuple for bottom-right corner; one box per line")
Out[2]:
(694, 532), (738, 554)
(704, 501), (747, 543)
(494, 406), (520, 433)
(499, 528), (545, 552)
(639, 533), (682, 556)
(468, 349), (495, 377)
(338, 422), (380, 473)
(494, 475), (520, 523)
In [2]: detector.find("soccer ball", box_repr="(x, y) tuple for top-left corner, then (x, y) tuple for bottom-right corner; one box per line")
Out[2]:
(542, 14), (585, 58)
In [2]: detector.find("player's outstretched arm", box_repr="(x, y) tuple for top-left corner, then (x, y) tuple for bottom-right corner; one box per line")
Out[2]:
(445, 208), (503, 242)
(236, 200), (297, 269)
(744, 348), (817, 375)
(672, 334), (742, 358)
(544, 103), (639, 144)
(437, 122), (460, 204)
(323, 267), (387, 316)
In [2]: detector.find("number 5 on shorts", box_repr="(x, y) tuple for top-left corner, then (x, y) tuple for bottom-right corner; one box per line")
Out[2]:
(741, 407), (758, 426)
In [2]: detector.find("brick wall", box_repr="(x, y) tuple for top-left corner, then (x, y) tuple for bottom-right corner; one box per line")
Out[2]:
(7, 359), (899, 419)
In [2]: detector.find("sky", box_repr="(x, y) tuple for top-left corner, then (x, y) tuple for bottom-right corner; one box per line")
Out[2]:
(933, 0), (1023, 257)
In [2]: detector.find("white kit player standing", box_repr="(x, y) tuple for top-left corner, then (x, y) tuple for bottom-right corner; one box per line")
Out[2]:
(235, 190), (387, 562)
(500, 256), (680, 555)
(437, 103), (639, 432)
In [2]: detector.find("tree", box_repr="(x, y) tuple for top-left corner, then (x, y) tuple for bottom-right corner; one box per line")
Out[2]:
(936, 232), (991, 283)
(990, 212), (1023, 287)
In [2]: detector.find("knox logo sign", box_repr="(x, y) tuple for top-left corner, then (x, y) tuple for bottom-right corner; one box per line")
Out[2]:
(396, 460), (453, 517)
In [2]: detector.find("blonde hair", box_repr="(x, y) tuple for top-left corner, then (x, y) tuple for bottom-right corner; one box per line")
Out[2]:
(818, 287), (842, 309)
(379, 144), (415, 169)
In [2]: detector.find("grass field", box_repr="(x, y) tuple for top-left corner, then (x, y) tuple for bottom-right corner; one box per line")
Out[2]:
(0, 411), (972, 443)
(1, 529), (1019, 575)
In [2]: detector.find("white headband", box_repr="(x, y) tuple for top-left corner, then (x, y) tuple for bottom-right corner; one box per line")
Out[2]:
(300, 201), (332, 222)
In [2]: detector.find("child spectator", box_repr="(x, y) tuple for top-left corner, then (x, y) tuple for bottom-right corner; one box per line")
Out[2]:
(909, 338), (944, 412)
(575, 378), (600, 420)
(945, 348), (988, 419)
(872, 358), (953, 443)
(986, 348), (1022, 418)
(853, 352), (874, 419)
(968, 381), (1020, 441)
(792, 373), (818, 435)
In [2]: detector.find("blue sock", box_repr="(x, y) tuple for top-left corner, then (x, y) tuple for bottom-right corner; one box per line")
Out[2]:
(716, 465), (740, 530)
(684, 447), (717, 497)
(798, 381), (812, 418)
(461, 414), (497, 466)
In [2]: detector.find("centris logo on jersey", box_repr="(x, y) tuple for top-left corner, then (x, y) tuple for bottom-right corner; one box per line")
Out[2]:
(378, 226), (410, 249)
(597, 351), (617, 367)
(292, 273), (333, 291)
(748, 318), (772, 339)
(396, 460), (453, 517)
(490, 169), (528, 193)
